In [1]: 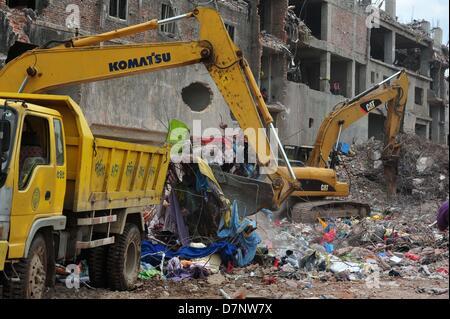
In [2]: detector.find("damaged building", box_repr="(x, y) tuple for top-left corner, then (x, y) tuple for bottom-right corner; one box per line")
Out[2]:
(268, 0), (449, 146)
(0, 0), (448, 147)
(0, 0), (261, 144)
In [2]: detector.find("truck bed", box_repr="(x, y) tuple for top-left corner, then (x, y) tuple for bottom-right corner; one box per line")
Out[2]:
(76, 137), (170, 212)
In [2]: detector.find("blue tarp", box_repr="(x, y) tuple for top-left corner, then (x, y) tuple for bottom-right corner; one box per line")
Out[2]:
(337, 142), (350, 155)
(141, 241), (237, 267)
(218, 200), (261, 267)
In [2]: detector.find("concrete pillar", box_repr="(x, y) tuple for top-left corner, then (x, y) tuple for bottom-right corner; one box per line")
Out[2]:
(346, 60), (356, 98)
(439, 106), (446, 144)
(444, 106), (449, 145)
(430, 105), (440, 143)
(321, 1), (331, 41)
(320, 52), (331, 93)
(385, 0), (397, 18)
(433, 27), (443, 46)
(420, 47), (432, 77)
(384, 30), (396, 65)
(439, 69), (447, 100)
(420, 21), (431, 37)
(358, 65), (368, 93)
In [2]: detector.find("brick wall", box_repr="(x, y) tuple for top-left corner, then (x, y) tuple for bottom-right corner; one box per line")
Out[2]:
(329, 3), (367, 59)
(1, 1), (256, 56)
(269, 0), (288, 41)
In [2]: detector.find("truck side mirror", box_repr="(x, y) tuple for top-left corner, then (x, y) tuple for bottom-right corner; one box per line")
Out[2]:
(0, 120), (11, 153)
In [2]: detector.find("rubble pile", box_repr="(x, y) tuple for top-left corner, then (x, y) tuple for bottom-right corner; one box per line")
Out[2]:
(285, 7), (312, 44)
(260, 31), (292, 54)
(395, 48), (421, 72)
(51, 130), (448, 299)
(128, 133), (448, 298)
(406, 19), (432, 39)
(337, 133), (449, 206)
(245, 205), (449, 296)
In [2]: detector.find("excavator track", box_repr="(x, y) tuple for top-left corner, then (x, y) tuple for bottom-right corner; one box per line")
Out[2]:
(289, 200), (371, 223)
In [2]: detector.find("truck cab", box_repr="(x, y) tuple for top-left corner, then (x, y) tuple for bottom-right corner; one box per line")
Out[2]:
(1, 99), (67, 297)
(1, 98), (66, 262)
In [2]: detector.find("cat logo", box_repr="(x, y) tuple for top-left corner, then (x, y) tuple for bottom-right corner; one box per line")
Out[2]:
(360, 99), (382, 113)
(321, 184), (329, 192)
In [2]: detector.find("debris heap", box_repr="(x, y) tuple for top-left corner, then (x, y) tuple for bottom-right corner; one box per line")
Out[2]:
(337, 133), (449, 208)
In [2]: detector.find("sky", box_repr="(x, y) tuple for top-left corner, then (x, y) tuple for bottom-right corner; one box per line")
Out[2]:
(394, 0), (449, 44)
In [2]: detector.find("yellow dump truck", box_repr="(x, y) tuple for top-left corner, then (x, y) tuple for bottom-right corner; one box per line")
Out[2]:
(0, 93), (170, 297)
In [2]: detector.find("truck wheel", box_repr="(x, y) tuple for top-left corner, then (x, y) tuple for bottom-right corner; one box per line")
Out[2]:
(106, 223), (141, 291)
(4, 234), (47, 299)
(87, 246), (108, 288)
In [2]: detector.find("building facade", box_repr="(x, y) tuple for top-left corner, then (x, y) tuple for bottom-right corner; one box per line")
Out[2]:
(0, 0), (448, 146)
(266, 0), (449, 146)
(0, 0), (260, 144)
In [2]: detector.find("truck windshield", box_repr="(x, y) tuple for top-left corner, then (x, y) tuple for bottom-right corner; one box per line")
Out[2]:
(0, 107), (17, 184)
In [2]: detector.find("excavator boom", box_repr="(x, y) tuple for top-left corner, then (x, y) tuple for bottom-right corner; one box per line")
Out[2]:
(308, 70), (409, 171)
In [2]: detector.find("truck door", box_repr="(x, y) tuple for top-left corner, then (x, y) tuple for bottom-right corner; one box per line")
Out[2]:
(9, 113), (60, 257)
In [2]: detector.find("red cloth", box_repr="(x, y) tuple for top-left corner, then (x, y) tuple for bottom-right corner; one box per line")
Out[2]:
(321, 229), (336, 243)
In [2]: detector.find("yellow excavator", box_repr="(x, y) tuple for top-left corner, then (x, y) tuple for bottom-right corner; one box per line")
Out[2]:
(278, 70), (409, 222)
(0, 7), (301, 297)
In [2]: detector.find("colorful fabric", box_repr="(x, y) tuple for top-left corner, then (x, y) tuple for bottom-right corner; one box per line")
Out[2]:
(217, 200), (261, 267)
(168, 190), (190, 246)
(141, 240), (237, 267)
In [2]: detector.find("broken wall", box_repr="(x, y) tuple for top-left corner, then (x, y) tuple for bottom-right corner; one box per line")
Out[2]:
(329, 0), (367, 61)
(279, 81), (368, 146)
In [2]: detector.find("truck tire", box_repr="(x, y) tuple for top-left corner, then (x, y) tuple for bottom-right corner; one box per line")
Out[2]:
(4, 233), (47, 299)
(106, 223), (141, 291)
(87, 246), (108, 288)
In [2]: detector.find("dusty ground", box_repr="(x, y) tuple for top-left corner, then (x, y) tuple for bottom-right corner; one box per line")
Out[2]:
(45, 200), (449, 300)
(44, 270), (448, 299)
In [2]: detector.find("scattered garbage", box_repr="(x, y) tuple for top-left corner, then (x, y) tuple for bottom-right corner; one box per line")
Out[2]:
(330, 261), (361, 274)
(405, 252), (421, 262)
(57, 132), (447, 299)
(219, 288), (231, 299)
(416, 287), (449, 295)
(139, 263), (160, 280)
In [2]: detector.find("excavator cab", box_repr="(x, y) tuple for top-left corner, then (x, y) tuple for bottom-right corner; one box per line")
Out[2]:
(281, 145), (314, 167)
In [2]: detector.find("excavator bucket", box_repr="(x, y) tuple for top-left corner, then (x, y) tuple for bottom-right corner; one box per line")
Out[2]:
(210, 166), (275, 217)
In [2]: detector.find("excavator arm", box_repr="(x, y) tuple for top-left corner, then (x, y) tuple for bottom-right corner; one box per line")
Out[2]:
(0, 7), (298, 210)
(307, 70), (409, 168)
